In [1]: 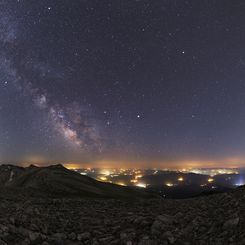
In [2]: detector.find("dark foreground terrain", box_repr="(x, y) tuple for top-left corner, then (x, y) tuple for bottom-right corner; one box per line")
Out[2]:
(0, 165), (244, 244)
(0, 188), (245, 245)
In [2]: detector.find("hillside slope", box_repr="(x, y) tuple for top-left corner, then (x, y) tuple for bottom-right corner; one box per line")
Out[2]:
(0, 164), (155, 199)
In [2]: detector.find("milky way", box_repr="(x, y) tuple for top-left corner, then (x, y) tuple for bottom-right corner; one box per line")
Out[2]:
(0, 7), (103, 164)
(1, 1), (245, 168)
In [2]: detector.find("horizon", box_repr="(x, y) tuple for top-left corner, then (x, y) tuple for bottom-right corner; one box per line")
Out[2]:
(1, 1), (245, 168)
(0, 162), (244, 171)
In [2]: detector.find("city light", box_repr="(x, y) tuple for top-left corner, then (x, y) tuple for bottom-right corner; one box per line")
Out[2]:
(73, 167), (242, 192)
(191, 168), (238, 176)
(235, 182), (244, 186)
(235, 178), (245, 186)
(136, 183), (146, 188)
(130, 179), (138, 183)
(178, 177), (184, 182)
(116, 182), (126, 186)
(135, 174), (142, 179)
(100, 169), (111, 176)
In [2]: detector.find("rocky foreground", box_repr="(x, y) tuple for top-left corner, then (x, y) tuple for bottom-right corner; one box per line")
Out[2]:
(0, 188), (245, 245)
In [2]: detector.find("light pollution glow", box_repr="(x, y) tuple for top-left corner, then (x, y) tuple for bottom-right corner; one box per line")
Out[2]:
(7, 156), (245, 169)
(61, 157), (245, 170)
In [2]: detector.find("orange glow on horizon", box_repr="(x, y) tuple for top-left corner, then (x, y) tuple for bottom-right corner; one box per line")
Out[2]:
(63, 163), (85, 169)
(58, 156), (245, 170)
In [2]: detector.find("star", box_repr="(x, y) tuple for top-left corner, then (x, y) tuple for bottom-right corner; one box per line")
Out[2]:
(1, 0), (244, 169)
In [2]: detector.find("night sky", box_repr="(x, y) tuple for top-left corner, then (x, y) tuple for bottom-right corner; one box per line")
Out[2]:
(1, 1), (245, 168)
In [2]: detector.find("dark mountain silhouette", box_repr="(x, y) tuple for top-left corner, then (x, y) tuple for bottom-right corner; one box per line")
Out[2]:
(0, 164), (155, 199)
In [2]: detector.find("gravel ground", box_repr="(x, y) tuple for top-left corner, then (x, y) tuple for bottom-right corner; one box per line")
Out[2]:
(0, 189), (245, 245)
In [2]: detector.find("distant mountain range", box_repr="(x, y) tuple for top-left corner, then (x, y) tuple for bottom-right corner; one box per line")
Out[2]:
(0, 164), (155, 199)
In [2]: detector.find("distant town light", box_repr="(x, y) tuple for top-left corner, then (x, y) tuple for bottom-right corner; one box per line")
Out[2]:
(100, 170), (110, 176)
(130, 179), (138, 183)
(234, 181), (245, 186)
(178, 177), (184, 182)
(166, 182), (173, 187)
(136, 183), (146, 188)
(208, 178), (214, 183)
(99, 176), (107, 181)
(135, 174), (142, 179)
(116, 182), (126, 186)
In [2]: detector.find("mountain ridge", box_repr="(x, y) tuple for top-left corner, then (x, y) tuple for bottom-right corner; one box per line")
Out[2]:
(0, 164), (156, 199)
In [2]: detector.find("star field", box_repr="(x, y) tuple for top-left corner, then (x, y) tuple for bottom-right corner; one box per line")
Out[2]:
(1, 1), (245, 168)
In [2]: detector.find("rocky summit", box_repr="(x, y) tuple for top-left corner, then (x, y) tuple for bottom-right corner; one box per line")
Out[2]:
(0, 187), (244, 245)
